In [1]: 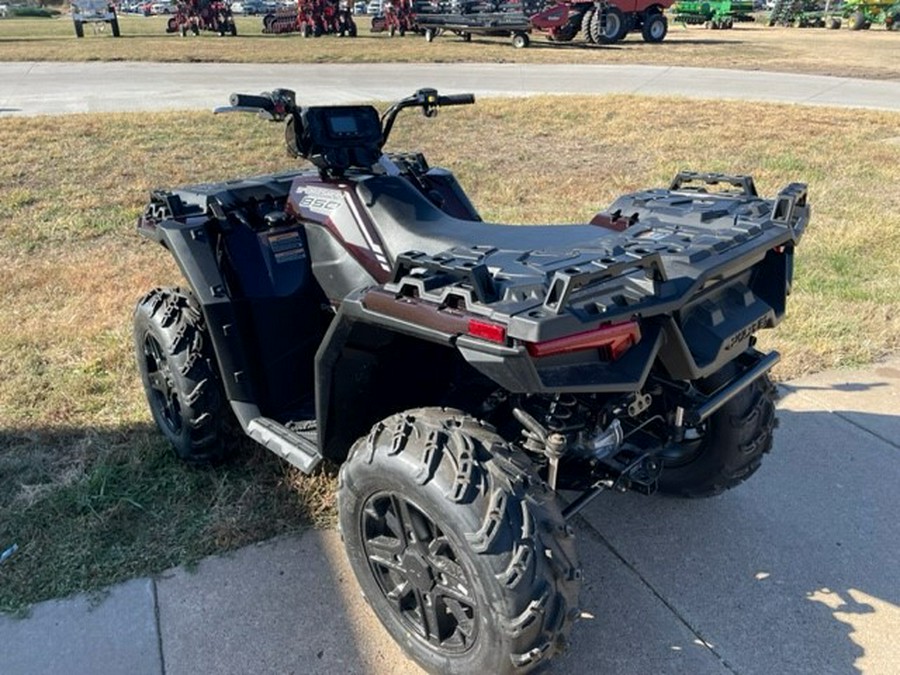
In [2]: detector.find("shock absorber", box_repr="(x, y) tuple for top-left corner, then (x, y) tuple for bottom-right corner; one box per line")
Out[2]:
(544, 394), (579, 433)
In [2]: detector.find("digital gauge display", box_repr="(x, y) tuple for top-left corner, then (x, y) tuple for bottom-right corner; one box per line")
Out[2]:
(328, 115), (359, 136)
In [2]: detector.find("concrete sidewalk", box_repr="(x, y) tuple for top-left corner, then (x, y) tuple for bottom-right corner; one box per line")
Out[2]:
(3, 63), (900, 116)
(2, 359), (899, 675)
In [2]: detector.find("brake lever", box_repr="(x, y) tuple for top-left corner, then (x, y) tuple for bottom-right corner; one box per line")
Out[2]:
(213, 106), (276, 121)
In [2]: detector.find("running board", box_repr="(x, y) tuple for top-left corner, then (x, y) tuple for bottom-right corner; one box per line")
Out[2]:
(247, 417), (322, 474)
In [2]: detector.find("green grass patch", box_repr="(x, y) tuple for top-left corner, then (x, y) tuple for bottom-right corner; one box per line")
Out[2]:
(1, 95), (899, 611)
(0, 16), (899, 80)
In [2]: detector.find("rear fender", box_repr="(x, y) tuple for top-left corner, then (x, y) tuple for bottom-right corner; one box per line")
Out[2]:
(144, 218), (259, 405)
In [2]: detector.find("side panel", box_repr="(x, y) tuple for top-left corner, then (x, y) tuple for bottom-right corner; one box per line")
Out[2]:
(152, 220), (258, 404)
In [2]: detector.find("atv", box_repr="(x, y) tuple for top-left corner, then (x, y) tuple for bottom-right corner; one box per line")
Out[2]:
(134, 88), (808, 674)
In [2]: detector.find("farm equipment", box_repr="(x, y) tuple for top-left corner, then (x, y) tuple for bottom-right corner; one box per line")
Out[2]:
(262, 0), (358, 36)
(416, 0), (673, 47)
(165, 0), (237, 35)
(766, 0), (832, 27)
(672, 0), (755, 28)
(370, 0), (418, 35)
(71, 0), (120, 37)
(416, 0), (560, 48)
(134, 87), (808, 673)
(840, 0), (900, 29)
(587, 0), (675, 42)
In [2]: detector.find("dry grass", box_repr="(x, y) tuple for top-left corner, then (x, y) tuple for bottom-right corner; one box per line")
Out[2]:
(1, 15), (899, 79)
(1, 95), (899, 609)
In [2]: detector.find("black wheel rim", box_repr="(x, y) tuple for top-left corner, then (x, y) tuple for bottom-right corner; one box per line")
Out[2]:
(143, 333), (182, 435)
(361, 492), (478, 653)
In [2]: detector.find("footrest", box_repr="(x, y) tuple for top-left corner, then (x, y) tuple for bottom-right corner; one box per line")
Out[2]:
(247, 417), (322, 474)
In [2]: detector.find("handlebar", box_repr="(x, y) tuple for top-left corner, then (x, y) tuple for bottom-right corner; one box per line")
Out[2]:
(229, 93), (277, 112)
(437, 93), (476, 106)
(215, 89), (297, 120)
(215, 87), (475, 160)
(380, 88), (475, 147)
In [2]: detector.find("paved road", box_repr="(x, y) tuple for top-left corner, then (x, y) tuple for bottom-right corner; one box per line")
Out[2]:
(3, 359), (900, 674)
(2, 62), (900, 115)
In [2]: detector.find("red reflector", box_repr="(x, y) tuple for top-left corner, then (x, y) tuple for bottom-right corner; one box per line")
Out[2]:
(467, 319), (507, 344)
(525, 321), (641, 360)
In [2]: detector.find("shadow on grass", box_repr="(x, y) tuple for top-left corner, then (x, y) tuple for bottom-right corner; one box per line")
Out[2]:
(0, 422), (334, 614)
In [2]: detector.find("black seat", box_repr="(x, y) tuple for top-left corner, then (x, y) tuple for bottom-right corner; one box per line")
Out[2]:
(356, 175), (614, 263)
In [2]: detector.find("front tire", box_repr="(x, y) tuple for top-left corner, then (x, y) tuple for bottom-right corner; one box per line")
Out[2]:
(592, 6), (627, 43)
(133, 287), (230, 463)
(657, 364), (777, 498)
(338, 408), (581, 674)
(581, 6), (596, 43)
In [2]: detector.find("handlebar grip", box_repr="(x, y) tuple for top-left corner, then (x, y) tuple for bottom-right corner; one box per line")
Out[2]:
(438, 94), (475, 106)
(229, 93), (275, 111)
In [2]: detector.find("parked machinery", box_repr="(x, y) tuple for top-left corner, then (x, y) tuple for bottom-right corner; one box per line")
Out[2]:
(766, 0), (831, 27)
(370, 0), (418, 35)
(415, 0), (673, 47)
(840, 0), (900, 29)
(766, 0), (899, 29)
(672, 0), (755, 28)
(166, 0), (237, 35)
(71, 0), (120, 37)
(263, 0), (358, 35)
(587, 0), (676, 42)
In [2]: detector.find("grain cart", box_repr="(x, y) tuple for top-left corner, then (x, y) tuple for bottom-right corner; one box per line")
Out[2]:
(165, 0), (237, 35)
(71, 0), (120, 37)
(134, 87), (808, 674)
(672, 0), (755, 28)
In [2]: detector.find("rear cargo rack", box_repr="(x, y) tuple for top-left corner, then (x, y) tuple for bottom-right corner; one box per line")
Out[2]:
(543, 254), (666, 315)
(669, 171), (758, 197)
(392, 250), (499, 303)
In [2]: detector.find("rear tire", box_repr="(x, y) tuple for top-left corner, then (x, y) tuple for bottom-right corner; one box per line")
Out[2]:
(641, 13), (667, 43)
(133, 287), (230, 463)
(657, 363), (777, 498)
(338, 408), (581, 674)
(850, 10), (866, 30)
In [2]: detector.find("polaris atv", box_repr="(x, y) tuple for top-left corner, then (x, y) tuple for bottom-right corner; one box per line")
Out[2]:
(134, 88), (808, 674)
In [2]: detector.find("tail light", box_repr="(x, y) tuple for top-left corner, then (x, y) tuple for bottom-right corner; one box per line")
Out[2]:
(525, 320), (641, 361)
(467, 318), (507, 344)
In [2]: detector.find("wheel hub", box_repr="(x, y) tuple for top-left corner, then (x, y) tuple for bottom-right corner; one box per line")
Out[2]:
(361, 492), (478, 652)
(400, 549), (436, 592)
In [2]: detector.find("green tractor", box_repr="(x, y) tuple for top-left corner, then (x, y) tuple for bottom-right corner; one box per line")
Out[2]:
(671, 0), (755, 28)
